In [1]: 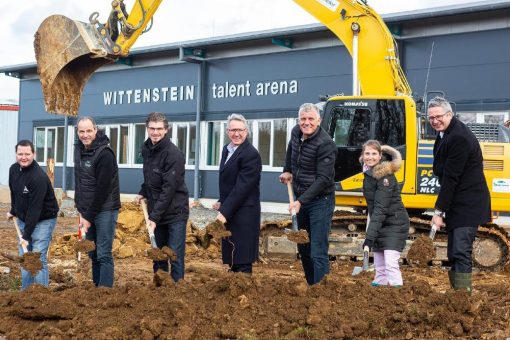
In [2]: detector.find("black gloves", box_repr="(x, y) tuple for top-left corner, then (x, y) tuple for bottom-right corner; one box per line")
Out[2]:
(362, 239), (374, 250)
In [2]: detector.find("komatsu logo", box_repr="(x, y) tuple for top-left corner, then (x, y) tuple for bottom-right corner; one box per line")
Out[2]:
(316, 0), (339, 11)
(343, 101), (368, 107)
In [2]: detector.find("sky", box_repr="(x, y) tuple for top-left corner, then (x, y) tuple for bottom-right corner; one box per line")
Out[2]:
(0, 0), (487, 104)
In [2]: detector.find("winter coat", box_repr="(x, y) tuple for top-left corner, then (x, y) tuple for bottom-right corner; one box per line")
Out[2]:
(218, 140), (262, 265)
(363, 145), (409, 252)
(9, 161), (59, 241)
(433, 116), (491, 228)
(74, 131), (121, 222)
(139, 137), (189, 225)
(283, 125), (337, 204)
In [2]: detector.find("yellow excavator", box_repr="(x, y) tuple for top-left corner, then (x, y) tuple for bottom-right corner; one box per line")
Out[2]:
(34, 0), (510, 270)
(293, 0), (510, 271)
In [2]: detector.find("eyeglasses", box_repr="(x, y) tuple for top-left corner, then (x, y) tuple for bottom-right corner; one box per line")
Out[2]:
(227, 128), (246, 134)
(428, 111), (450, 122)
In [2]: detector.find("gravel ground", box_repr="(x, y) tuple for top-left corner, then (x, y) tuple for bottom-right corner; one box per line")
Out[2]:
(0, 202), (289, 229)
(189, 204), (289, 229)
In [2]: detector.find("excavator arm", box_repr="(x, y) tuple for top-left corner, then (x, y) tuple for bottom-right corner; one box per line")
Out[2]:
(293, 0), (411, 97)
(34, 0), (162, 116)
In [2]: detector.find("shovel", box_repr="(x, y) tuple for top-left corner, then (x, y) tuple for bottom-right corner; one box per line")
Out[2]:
(287, 182), (299, 233)
(12, 218), (28, 254)
(352, 245), (370, 276)
(285, 182), (309, 244)
(141, 199), (158, 248)
(429, 224), (438, 240)
(77, 224), (85, 262)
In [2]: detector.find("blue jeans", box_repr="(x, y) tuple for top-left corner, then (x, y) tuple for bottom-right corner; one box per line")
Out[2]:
(86, 210), (118, 287)
(153, 220), (187, 282)
(297, 192), (335, 285)
(17, 218), (57, 290)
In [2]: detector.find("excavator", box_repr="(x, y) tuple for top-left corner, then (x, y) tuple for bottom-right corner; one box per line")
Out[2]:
(34, 0), (510, 270)
(34, 0), (162, 116)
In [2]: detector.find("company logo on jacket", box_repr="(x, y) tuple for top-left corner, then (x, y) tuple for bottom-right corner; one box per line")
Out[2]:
(23, 186), (29, 194)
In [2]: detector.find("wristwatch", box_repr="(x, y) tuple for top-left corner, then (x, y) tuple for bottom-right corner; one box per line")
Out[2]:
(434, 209), (445, 218)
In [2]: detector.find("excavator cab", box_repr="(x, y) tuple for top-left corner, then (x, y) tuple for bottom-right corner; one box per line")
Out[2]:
(34, 0), (162, 116)
(322, 97), (407, 185)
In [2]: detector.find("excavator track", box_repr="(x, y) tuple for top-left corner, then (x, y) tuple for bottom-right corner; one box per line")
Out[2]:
(262, 210), (510, 272)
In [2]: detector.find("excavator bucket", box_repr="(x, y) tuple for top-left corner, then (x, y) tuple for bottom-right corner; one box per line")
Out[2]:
(34, 15), (115, 116)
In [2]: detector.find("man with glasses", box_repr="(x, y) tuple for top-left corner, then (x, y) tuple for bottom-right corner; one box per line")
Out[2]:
(428, 96), (490, 294)
(279, 103), (336, 285)
(136, 112), (189, 282)
(213, 114), (262, 274)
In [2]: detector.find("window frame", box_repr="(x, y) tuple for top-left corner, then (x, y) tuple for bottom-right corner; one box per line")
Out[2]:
(33, 126), (65, 165)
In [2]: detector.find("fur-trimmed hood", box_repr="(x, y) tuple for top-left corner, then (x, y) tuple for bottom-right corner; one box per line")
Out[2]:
(365, 145), (402, 180)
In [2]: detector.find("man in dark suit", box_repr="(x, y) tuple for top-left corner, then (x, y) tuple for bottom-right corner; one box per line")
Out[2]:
(428, 96), (491, 293)
(213, 114), (262, 274)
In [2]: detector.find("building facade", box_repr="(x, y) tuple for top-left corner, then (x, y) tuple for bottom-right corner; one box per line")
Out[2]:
(2, 2), (510, 202)
(0, 104), (19, 186)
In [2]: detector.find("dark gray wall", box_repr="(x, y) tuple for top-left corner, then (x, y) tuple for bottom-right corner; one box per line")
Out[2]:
(404, 28), (510, 111)
(18, 26), (510, 202)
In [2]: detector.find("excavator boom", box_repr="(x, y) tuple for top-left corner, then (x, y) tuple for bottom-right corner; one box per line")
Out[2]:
(293, 0), (411, 97)
(34, 0), (162, 116)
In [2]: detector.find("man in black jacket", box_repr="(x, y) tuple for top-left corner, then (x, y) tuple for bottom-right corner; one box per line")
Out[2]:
(8, 140), (59, 290)
(279, 103), (337, 285)
(74, 117), (121, 288)
(136, 112), (189, 282)
(428, 96), (491, 293)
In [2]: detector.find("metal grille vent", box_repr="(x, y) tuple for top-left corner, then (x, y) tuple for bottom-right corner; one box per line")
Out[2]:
(483, 159), (504, 171)
(483, 144), (505, 156)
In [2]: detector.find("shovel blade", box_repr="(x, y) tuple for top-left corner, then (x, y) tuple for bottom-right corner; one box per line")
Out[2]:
(352, 266), (363, 276)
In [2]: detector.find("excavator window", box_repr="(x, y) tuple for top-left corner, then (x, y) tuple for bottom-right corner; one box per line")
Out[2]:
(326, 99), (406, 182)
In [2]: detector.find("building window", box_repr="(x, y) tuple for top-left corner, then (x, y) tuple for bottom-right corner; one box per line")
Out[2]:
(207, 122), (226, 166)
(34, 126), (65, 164)
(204, 118), (292, 170)
(103, 125), (130, 165)
(171, 122), (196, 166)
(134, 124), (147, 164)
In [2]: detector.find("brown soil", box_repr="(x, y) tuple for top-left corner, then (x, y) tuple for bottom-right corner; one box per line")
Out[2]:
(206, 219), (232, 239)
(287, 229), (310, 244)
(147, 246), (177, 262)
(153, 269), (173, 287)
(73, 239), (96, 253)
(1, 204), (510, 338)
(407, 235), (436, 267)
(20, 252), (43, 276)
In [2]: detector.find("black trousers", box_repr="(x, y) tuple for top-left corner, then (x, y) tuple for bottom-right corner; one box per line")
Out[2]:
(447, 226), (478, 273)
(231, 263), (252, 273)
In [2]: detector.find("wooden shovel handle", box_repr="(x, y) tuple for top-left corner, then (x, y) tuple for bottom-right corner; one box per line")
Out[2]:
(286, 182), (295, 205)
(141, 199), (158, 248)
(12, 219), (28, 253)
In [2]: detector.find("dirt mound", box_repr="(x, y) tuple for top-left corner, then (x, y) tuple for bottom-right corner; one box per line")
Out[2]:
(73, 240), (95, 253)
(287, 229), (309, 244)
(0, 263), (509, 338)
(50, 203), (221, 261)
(147, 246), (177, 262)
(20, 253), (43, 276)
(407, 236), (436, 267)
(206, 219), (231, 239)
